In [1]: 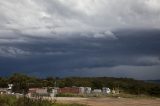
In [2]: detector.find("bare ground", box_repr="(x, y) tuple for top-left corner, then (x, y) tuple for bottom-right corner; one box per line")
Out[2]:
(55, 97), (160, 106)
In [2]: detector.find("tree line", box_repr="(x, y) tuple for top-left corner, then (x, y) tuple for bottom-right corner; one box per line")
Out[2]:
(0, 73), (160, 97)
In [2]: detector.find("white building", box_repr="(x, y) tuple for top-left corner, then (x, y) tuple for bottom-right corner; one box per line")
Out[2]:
(50, 88), (58, 97)
(93, 89), (102, 93)
(28, 88), (48, 97)
(79, 87), (85, 94)
(85, 87), (92, 94)
(0, 88), (8, 94)
(79, 87), (91, 94)
(36, 88), (48, 94)
(0, 84), (14, 95)
(102, 87), (111, 94)
(8, 84), (13, 90)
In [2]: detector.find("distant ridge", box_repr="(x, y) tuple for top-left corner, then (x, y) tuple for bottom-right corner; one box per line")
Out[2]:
(145, 80), (160, 84)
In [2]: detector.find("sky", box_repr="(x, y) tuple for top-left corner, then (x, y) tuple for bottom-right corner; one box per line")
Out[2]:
(0, 0), (160, 80)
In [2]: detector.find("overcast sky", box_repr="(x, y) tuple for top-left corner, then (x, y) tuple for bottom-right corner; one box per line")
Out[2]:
(0, 0), (160, 80)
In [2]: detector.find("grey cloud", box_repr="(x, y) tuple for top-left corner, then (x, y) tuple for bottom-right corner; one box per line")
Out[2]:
(1, 0), (160, 39)
(0, 46), (30, 58)
(1, 0), (160, 79)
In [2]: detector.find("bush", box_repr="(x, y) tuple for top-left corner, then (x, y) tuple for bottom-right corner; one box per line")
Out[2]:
(0, 95), (54, 106)
(0, 95), (87, 106)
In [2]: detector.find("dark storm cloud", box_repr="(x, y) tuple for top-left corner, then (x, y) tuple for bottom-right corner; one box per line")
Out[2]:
(0, 29), (160, 79)
(1, 0), (160, 79)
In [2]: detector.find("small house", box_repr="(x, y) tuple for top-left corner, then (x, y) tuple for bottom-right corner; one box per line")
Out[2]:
(92, 89), (102, 93)
(79, 87), (91, 94)
(102, 87), (111, 94)
(58, 87), (80, 94)
(28, 88), (48, 97)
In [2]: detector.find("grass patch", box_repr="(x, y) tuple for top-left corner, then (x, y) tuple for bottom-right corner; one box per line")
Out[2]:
(0, 95), (87, 106)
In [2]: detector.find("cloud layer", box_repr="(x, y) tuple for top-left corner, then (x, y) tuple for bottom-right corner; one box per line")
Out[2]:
(0, 0), (160, 79)
(1, 0), (160, 39)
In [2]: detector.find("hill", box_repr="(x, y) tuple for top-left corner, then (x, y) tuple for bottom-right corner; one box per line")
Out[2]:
(146, 80), (160, 84)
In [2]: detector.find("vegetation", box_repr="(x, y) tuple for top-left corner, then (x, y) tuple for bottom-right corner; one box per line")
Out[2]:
(0, 95), (87, 106)
(0, 73), (160, 97)
(0, 95), (53, 106)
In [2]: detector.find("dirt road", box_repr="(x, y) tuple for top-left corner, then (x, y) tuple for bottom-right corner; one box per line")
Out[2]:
(55, 97), (160, 106)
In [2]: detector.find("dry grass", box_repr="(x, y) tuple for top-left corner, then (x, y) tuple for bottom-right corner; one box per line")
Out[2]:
(55, 97), (160, 106)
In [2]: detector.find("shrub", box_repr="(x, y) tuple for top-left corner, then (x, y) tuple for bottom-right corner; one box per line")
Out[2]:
(0, 95), (87, 106)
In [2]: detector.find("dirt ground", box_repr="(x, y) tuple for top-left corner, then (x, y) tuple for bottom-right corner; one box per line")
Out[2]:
(55, 97), (160, 106)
